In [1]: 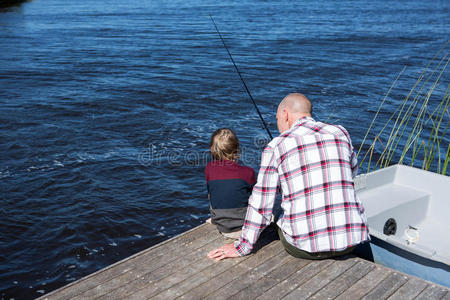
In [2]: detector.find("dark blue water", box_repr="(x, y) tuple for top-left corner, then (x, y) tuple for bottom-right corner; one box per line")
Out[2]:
(0, 0), (448, 298)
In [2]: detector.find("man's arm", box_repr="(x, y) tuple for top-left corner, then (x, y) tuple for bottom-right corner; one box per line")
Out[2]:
(350, 149), (358, 178)
(337, 125), (358, 178)
(235, 144), (279, 255)
(208, 145), (279, 261)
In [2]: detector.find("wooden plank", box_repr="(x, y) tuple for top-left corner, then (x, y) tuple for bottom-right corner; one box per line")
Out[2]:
(180, 241), (284, 300)
(126, 236), (231, 300)
(203, 251), (292, 300)
(283, 256), (357, 300)
(311, 259), (375, 299)
(361, 272), (408, 300)
(151, 227), (281, 300)
(99, 236), (226, 300)
(387, 276), (428, 300)
(335, 266), (391, 300)
(40, 224), (215, 300)
(72, 226), (221, 299)
(151, 252), (252, 300)
(259, 259), (334, 300)
(231, 256), (311, 300)
(415, 284), (449, 300)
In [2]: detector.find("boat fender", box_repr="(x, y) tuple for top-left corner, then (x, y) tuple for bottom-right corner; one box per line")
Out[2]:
(383, 218), (397, 235)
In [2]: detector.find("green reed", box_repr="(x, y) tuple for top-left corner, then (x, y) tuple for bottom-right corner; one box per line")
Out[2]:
(357, 43), (449, 175)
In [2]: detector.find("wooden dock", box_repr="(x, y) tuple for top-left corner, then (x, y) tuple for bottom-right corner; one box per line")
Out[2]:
(40, 223), (450, 300)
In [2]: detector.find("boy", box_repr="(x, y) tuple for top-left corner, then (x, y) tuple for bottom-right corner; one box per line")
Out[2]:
(205, 128), (256, 239)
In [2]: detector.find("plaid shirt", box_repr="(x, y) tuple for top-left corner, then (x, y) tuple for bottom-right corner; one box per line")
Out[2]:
(235, 117), (369, 256)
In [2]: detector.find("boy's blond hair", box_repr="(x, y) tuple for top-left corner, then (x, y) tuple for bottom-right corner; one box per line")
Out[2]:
(209, 128), (239, 161)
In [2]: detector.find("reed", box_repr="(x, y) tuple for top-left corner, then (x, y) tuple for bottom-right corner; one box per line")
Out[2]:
(357, 43), (449, 176)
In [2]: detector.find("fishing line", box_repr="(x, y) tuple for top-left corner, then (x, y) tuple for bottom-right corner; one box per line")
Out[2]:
(209, 14), (273, 140)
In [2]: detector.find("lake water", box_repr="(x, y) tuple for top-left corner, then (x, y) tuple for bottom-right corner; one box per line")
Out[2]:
(0, 0), (448, 298)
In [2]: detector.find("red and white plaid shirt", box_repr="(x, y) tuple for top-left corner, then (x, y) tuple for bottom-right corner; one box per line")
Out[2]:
(235, 117), (369, 256)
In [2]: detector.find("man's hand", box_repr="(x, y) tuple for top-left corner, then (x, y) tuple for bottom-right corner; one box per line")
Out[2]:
(207, 243), (239, 261)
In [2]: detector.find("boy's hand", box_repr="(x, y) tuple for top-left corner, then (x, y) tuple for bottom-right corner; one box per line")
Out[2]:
(207, 243), (239, 261)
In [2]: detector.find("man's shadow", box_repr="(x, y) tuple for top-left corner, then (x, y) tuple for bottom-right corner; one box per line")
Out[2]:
(251, 223), (280, 253)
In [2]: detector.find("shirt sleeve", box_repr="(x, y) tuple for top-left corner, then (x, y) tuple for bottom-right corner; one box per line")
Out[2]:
(234, 145), (279, 256)
(337, 125), (358, 178)
(350, 149), (358, 178)
(345, 130), (358, 178)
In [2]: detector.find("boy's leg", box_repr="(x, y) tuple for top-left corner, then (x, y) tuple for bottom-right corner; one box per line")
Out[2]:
(221, 230), (242, 240)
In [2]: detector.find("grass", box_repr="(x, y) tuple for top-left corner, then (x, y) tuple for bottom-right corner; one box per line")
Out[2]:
(357, 42), (449, 176)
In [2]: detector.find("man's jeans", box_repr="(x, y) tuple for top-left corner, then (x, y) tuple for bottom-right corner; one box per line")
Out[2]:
(277, 227), (355, 260)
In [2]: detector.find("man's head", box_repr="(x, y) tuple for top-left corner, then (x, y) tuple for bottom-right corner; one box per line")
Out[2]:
(276, 93), (312, 133)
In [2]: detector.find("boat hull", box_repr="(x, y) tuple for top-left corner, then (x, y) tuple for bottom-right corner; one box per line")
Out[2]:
(369, 235), (450, 287)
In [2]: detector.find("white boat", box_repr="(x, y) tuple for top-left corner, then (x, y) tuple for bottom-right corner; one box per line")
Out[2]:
(355, 164), (450, 287)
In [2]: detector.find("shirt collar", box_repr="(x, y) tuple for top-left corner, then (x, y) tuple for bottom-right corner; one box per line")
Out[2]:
(292, 116), (315, 128)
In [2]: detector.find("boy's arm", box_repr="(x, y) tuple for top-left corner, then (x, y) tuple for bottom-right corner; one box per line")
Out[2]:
(251, 168), (257, 186)
(209, 201), (216, 224)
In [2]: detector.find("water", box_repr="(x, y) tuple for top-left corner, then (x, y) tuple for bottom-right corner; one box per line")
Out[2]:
(0, 0), (448, 298)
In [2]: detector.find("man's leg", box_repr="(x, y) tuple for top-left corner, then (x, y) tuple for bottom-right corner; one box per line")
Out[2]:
(277, 227), (354, 260)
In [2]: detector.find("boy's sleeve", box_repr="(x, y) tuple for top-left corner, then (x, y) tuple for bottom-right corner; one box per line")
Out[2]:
(251, 169), (256, 186)
(205, 164), (210, 195)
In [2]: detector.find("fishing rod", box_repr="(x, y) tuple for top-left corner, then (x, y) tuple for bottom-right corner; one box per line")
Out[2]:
(209, 15), (273, 140)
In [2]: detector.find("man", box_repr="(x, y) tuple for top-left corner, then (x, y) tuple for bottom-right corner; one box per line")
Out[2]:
(208, 93), (369, 261)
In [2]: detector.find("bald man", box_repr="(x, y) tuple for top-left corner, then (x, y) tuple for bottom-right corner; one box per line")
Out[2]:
(208, 93), (369, 261)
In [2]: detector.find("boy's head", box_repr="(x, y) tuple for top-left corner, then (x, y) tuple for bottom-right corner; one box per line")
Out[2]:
(209, 128), (239, 161)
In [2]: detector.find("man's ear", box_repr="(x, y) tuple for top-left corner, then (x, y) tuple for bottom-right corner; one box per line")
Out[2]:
(283, 108), (289, 122)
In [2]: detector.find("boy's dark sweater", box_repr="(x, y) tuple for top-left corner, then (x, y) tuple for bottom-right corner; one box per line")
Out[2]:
(205, 160), (256, 233)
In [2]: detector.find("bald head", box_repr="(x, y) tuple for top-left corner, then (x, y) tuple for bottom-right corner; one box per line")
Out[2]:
(276, 93), (313, 133)
(278, 93), (312, 115)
